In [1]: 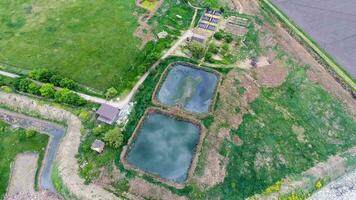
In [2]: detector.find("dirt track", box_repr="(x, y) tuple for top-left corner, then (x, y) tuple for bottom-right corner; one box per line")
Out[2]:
(0, 92), (118, 200)
(6, 153), (38, 196)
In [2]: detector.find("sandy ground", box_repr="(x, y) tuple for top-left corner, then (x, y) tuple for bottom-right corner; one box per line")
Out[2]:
(6, 153), (38, 196)
(0, 92), (118, 200)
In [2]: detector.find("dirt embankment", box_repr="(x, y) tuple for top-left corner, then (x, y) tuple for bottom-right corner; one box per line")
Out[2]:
(0, 92), (118, 200)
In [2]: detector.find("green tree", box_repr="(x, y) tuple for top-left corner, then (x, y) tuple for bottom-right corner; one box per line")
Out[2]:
(27, 82), (40, 95)
(224, 34), (233, 43)
(59, 78), (77, 89)
(54, 88), (85, 106)
(29, 68), (54, 82)
(105, 87), (118, 99)
(214, 31), (224, 40)
(14, 78), (32, 92)
(25, 129), (37, 138)
(103, 127), (123, 148)
(50, 75), (63, 86)
(40, 83), (56, 98)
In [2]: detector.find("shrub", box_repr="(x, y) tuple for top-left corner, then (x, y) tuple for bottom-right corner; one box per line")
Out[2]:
(214, 31), (224, 40)
(50, 75), (63, 86)
(208, 43), (219, 54)
(105, 87), (118, 99)
(202, 115), (214, 129)
(187, 42), (205, 59)
(79, 110), (91, 122)
(40, 83), (56, 98)
(315, 180), (322, 190)
(262, 180), (283, 195)
(0, 86), (12, 93)
(103, 127), (124, 149)
(25, 129), (37, 138)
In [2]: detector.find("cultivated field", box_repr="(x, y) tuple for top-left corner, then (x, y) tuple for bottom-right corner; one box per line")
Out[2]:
(0, 121), (48, 199)
(0, 1), (141, 91)
(272, 0), (356, 79)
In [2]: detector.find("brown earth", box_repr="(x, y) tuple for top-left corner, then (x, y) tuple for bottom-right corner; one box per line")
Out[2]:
(128, 178), (187, 200)
(255, 61), (288, 88)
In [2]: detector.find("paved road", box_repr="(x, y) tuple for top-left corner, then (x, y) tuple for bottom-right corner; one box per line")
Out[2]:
(272, 0), (356, 79)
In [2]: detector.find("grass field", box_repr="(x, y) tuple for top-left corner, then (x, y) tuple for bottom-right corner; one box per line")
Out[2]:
(0, 0), (142, 91)
(207, 58), (356, 199)
(0, 121), (48, 199)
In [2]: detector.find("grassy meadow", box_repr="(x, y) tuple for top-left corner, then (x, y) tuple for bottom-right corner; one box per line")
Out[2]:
(207, 59), (356, 199)
(0, 121), (48, 199)
(0, 0), (142, 91)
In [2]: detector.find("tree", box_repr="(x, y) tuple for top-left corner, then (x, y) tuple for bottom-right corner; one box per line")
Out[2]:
(40, 83), (56, 98)
(214, 31), (224, 40)
(25, 129), (37, 138)
(54, 88), (85, 106)
(29, 68), (54, 82)
(103, 127), (124, 148)
(16, 78), (32, 92)
(50, 74), (63, 86)
(224, 34), (233, 43)
(59, 78), (77, 89)
(105, 87), (118, 99)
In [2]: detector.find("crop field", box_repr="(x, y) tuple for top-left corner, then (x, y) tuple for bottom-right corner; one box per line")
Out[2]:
(0, 121), (48, 199)
(272, 0), (356, 80)
(0, 0), (142, 91)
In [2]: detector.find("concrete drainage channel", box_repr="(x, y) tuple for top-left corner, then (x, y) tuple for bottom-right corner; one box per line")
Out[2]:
(0, 108), (65, 193)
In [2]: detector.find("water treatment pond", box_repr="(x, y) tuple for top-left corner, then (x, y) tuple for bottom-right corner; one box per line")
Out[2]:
(127, 112), (200, 183)
(156, 63), (219, 114)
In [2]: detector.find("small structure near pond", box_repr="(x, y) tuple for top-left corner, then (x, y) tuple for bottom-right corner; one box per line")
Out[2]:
(91, 139), (105, 153)
(96, 104), (120, 125)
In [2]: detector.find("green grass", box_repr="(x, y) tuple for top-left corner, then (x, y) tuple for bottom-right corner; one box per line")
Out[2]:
(0, 1), (142, 91)
(0, 121), (48, 199)
(206, 59), (356, 199)
(262, 0), (356, 91)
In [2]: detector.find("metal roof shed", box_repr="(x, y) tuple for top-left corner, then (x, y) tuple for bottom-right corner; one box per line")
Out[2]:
(96, 104), (120, 125)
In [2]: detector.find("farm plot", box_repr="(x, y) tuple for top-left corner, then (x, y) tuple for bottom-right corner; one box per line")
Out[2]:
(0, 0), (141, 91)
(0, 121), (48, 199)
(272, 0), (356, 79)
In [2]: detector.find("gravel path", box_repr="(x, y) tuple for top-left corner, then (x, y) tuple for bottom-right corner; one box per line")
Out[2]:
(0, 92), (118, 200)
(310, 170), (356, 200)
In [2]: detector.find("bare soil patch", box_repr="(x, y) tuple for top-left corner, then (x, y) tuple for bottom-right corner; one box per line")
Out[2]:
(196, 149), (228, 188)
(255, 61), (287, 87)
(6, 153), (38, 196)
(128, 178), (187, 200)
(6, 191), (62, 200)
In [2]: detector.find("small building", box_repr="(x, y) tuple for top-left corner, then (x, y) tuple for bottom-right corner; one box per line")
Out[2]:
(96, 103), (120, 125)
(189, 34), (207, 44)
(91, 139), (105, 153)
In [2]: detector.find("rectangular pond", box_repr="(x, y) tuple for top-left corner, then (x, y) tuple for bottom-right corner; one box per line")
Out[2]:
(156, 63), (219, 114)
(126, 111), (201, 183)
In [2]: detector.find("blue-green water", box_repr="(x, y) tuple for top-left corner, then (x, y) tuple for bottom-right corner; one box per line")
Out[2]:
(127, 112), (200, 183)
(157, 64), (218, 114)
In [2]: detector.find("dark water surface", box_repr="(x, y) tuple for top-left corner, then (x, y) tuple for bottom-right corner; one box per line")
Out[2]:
(157, 64), (218, 114)
(127, 112), (200, 183)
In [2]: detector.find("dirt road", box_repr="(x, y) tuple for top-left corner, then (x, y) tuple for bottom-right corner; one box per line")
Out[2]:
(6, 153), (39, 196)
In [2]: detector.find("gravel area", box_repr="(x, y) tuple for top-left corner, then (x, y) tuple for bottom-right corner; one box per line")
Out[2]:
(310, 169), (356, 200)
